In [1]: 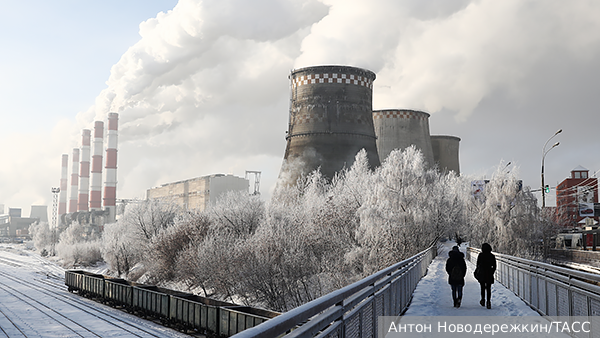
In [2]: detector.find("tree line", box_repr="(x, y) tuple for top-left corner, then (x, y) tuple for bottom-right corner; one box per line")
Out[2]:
(30, 147), (559, 312)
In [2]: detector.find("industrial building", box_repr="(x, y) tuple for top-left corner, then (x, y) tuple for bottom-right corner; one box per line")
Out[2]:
(556, 166), (598, 228)
(282, 65), (381, 184)
(279, 65), (461, 183)
(55, 113), (120, 230)
(0, 207), (45, 237)
(146, 174), (249, 212)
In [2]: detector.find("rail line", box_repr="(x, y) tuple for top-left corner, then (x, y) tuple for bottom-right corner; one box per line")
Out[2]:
(0, 269), (184, 338)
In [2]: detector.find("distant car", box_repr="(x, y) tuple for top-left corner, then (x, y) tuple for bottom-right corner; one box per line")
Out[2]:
(580, 208), (594, 215)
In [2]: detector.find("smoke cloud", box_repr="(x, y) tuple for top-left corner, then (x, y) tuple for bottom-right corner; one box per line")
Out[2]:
(2, 0), (600, 211)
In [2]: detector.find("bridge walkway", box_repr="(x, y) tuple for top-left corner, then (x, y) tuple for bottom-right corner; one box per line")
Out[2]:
(404, 241), (539, 316)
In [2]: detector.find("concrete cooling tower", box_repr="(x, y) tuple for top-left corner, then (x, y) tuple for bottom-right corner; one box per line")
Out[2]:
(280, 65), (380, 184)
(431, 135), (461, 175)
(373, 109), (434, 167)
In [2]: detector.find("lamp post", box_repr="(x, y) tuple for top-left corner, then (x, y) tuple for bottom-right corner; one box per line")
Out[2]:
(541, 129), (562, 208)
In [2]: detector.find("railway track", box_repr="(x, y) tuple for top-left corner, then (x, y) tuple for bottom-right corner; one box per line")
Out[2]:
(0, 261), (190, 337)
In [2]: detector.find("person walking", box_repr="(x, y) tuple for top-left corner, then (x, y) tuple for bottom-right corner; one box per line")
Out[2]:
(445, 245), (467, 308)
(476, 243), (497, 309)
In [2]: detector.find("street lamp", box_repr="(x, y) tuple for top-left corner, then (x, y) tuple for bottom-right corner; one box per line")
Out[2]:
(541, 129), (562, 208)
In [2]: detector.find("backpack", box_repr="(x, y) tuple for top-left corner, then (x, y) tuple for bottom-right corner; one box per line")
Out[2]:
(450, 265), (462, 281)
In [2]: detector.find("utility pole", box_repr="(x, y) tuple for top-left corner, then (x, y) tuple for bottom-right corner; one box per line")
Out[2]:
(51, 187), (60, 255)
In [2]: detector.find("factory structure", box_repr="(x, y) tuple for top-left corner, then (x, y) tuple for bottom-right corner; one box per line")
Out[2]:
(280, 65), (460, 183)
(42, 64), (459, 232)
(146, 174), (250, 212)
(50, 113), (120, 231)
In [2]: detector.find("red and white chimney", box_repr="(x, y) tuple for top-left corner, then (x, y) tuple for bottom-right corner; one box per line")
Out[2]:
(89, 121), (104, 211)
(58, 154), (68, 221)
(77, 129), (91, 212)
(69, 148), (79, 213)
(103, 113), (118, 223)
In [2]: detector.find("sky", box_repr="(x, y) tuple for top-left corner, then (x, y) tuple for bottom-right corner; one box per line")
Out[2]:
(2, 0), (600, 215)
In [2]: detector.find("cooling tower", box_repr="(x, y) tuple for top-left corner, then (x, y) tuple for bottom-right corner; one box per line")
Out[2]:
(77, 129), (91, 211)
(281, 65), (380, 184)
(58, 154), (68, 218)
(30, 205), (48, 223)
(89, 121), (104, 211)
(431, 135), (461, 175)
(69, 148), (79, 213)
(103, 113), (118, 223)
(373, 109), (434, 167)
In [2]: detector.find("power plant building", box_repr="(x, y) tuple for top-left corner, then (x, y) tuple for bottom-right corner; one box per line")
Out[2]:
(146, 174), (249, 212)
(373, 109), (435, 167)
(280, 64), (461, 182)
(57, 113), (120, 230)
(431, 135), (461, 175)
(281, 65), (380, 184)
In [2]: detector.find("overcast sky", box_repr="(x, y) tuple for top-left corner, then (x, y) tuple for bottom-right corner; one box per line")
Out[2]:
(2, 0), (599, 215)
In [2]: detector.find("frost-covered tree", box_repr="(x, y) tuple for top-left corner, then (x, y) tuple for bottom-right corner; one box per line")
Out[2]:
(356, 147), (445, 273)
(466, 163), (555, 259)
(56, 222), (102, 267)
(29, 221), (56, 256)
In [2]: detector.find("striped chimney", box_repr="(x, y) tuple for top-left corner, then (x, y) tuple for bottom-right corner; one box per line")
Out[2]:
(89, 121), (104, 211)
(77, 129), (91, 211)
(69, 148), (79, 213)
(58, 154), (68, 219)
(103, 113), (118, 223)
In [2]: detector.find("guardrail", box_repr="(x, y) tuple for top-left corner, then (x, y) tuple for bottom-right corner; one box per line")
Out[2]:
(467, 247), (600, 323)
(232, 244), (437, 338)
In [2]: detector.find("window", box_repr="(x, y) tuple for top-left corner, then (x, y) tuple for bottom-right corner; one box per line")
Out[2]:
(582, 172), (588, 179)
(574, 172), (581, 179)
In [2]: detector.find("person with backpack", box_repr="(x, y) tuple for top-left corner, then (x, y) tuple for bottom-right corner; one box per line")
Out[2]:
(445, 245), (467, 308)
(475, 243), (497, 309)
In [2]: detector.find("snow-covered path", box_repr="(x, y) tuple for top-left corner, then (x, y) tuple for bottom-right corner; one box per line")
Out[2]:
(404, 241), (540, 316)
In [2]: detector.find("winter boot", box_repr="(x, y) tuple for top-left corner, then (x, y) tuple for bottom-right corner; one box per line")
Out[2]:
(453, 298), (457, 307)
(456, 298), (461, 308)
(486, 301), (491, 309)
(480, 299), (485, 307)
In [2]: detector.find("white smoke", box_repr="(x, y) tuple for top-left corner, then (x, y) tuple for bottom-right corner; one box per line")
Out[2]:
(3, 0), (600, 210)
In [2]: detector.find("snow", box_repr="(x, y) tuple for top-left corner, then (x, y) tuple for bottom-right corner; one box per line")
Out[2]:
(404, 241), (540, 316)
(0, 240), (574, 337)
(0, 241), (190, 338)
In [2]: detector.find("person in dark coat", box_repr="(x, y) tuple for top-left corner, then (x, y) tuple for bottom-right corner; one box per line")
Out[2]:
(476, 243), (497, 309)
(445, 245), (467, 308)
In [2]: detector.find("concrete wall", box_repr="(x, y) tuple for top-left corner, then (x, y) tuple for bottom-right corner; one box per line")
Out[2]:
(147, 174), (248, 211)
(373, 109), (434, 167)
(281, 65), (380, 184)
(431, 135), (461, 175)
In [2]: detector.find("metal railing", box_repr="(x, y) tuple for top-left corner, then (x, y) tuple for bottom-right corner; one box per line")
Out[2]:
(467, 247), (600, 322)
(232, 244), (437, 338)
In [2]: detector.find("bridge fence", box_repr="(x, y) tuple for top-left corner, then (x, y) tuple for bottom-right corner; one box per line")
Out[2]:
(467, 247), (600, 336)
(232, 243), (437, 338)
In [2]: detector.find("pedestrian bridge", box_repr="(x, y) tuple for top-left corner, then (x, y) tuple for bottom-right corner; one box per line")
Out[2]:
(233, 242), (600, 338)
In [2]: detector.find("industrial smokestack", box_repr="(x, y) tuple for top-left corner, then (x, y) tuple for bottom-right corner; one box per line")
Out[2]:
(89, 121), (104, 211)
(69, 148), (79, 213)
(373, 109), (435, 167)
(280, 65), (380, 185)
(58, 154), (68, 220)
(103, 113), (118, 223)
(431, 135), (461, 175)
(77, 129), (91, 211)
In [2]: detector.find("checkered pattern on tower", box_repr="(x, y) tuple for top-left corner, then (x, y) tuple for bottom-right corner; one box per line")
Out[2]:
(292, 111), (372, 125)
(292, 73), (373, 89)
(373, 110), (428, 120)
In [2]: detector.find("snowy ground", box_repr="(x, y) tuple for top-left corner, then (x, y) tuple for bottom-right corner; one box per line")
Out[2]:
(404, 241), (540, 316)
(0, 240), (575, 338)
(0, 241), (191, 338)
